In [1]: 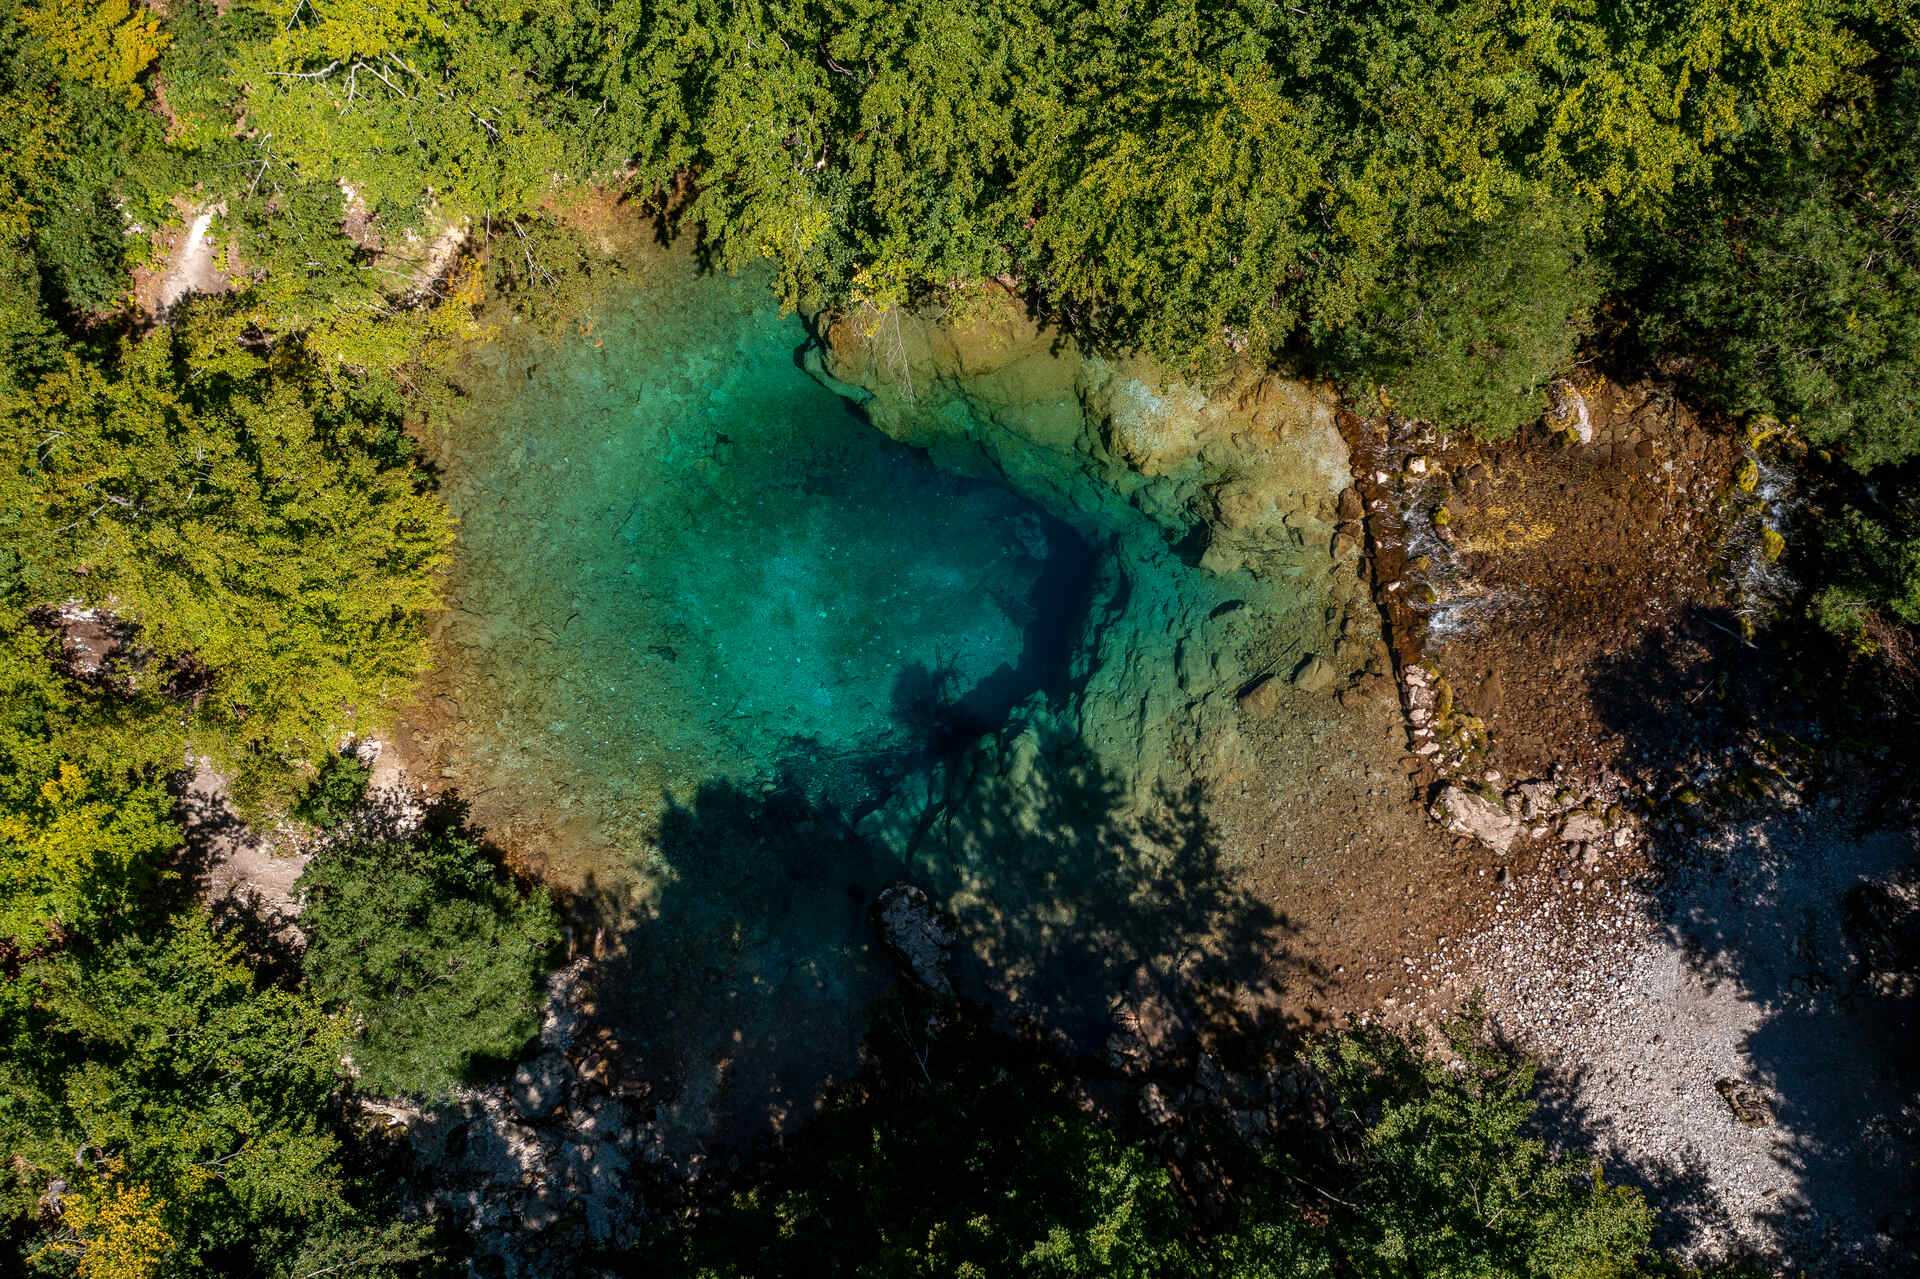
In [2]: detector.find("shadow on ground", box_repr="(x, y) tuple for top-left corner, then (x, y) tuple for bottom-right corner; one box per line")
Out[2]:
(1579, 603), (1920, 1272)
(582, 721), (1306, 1166)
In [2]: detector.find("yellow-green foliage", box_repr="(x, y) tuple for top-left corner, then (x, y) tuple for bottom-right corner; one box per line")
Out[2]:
(1, 320), (451, 807)
(0, 606), (184, 947)
(16, 0), (167, 108)
(29, 1164), (176, 1279)
(0, 762), (178, 948)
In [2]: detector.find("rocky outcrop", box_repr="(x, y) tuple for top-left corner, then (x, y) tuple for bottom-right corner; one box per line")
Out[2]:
(807, 288), (1388, 802)
(874, 883), (958, 998)
(368, 961), (655, 1276)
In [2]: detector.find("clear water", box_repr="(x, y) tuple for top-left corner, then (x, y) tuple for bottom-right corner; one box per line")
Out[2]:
(413, 246), (1302, 1144)
(424, 249), (1092, 886)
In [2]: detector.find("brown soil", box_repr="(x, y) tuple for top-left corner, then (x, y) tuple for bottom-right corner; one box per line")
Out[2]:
(1323, 378), (1751, 1022)
(1400, 382), (1740, 782)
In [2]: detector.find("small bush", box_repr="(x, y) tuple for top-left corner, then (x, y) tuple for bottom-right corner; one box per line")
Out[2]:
(293, 752), (372, 829)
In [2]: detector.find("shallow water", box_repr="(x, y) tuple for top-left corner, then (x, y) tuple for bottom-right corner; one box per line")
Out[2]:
(425, 250), (1092, 881)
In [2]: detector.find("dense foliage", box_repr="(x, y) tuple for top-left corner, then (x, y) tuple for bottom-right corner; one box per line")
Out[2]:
(293, 751), (374, 830)
(0, 909), (435, 1277)
(1, 0), (1917, 1273)
(1631, 55), (1920, 470)
(298, 826), (561, 1100)
(5, 333), (449, 811)
(664, 1008), (1658, 1278)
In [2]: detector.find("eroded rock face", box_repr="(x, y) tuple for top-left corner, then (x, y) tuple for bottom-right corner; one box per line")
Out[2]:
(807, 288), (1383, 801)
(812, 290), (1349, 559)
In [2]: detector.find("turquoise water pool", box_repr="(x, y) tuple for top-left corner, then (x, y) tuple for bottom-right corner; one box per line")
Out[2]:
(425, 251), (1094, 878)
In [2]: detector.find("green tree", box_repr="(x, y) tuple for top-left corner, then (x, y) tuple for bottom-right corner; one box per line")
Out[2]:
(292, 751), (373, 830)
(1327, 198), (1604, 438)
(665, 1008), (1206, 1278)
(1307, 1010), (1655, 1278)
(1808, 498), (1920, 653)
(1, 911), (351, 1269)
(297, 826), (560, 1099)
(0, 319), (450, 810)
(1630, 59), (1920, 469)
(0, 602), (186, 949)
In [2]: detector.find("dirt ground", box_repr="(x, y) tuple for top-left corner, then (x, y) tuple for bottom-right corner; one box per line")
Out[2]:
(1339, 380), (1920, 1272)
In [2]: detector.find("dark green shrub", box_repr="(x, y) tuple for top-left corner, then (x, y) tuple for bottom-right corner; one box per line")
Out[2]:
(1630, 64), (1920, 470)
(297, 827), (561, 1099)
(36, 185), (129, 317)
(1326, 199), (1603, 440)
(293, 752), (373, 829)
(1306, 1009), (1656, 1278)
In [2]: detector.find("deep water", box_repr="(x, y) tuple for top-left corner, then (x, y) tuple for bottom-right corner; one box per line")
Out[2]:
(413, 246), (1306, 1148)
(427, 252), (1094, 874)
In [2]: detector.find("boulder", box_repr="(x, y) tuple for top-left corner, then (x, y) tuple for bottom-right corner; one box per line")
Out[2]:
(873, 883), (957, 998)
(1236, 674), (1286, 717)
(511, 1051), (571, 1121)
(1430, 785), (1523, 853)
(1560, 812), (1607, 845)
(1290, 653), (1337, 694)
(1715, 1077), (1775, 1128)
(1510, 780), (1559, 820)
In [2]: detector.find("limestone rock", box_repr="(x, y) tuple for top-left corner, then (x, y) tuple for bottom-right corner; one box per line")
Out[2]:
(873, 883), (957, 998)
(1236, 674), (1285, 717)
(511, 1051), (571, 1121)
(1560, 812), (1607, 845)
(1509, 780), (1559, 820)
(1430, 785), (1522, 853)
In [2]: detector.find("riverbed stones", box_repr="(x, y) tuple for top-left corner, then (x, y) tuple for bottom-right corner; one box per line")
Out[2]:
(1430, 785), (1523, 853)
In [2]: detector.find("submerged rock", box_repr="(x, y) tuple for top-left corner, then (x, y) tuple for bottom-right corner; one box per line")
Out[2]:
(1430, 785), (1522, 853)
(1236, 674), (1286, 717)
(809, 279), (1367, 801)
(1291, 653), (1337, 694)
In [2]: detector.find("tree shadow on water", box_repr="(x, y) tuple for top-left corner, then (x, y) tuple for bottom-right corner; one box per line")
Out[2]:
(910, 716), (1307, 1063)
(1583, 604), (1920, 1272)
(587, 716), (1307, 1165)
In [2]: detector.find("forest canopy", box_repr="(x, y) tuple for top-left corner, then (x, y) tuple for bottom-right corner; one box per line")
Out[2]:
(2, 0), (1918, 1274)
